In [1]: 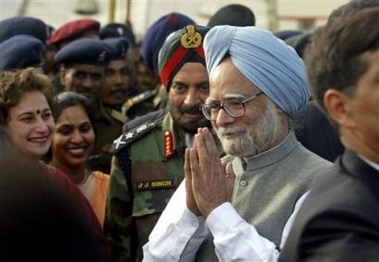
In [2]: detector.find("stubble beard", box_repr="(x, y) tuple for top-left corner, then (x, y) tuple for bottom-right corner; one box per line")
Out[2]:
(216, 100), (284, 157)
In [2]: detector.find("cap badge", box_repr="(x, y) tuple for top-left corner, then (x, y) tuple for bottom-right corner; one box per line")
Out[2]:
(180, 25), (202, 49)
(117, 26), (124, 36)
(97, 50), (106, 62)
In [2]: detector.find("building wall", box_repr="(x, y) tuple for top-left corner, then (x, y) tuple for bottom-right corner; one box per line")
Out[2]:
(11, 0), (350, 39)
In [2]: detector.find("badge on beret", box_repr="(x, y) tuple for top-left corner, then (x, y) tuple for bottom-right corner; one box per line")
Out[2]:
(97, 50), (107, 62)
(117, 26), (124, 36)
(180, 25), (202, 49)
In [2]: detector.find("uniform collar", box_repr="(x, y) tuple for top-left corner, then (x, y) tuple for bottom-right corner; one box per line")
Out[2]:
(93, 102), (112, 123)
(161, 114), (224, 160)
(162, 114), (186, 160)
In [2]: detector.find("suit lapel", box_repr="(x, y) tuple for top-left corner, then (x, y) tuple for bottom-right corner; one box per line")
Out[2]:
(341, 150), (379, 196)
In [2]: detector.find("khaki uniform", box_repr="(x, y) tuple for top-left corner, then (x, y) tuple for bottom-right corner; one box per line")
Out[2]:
(90, 86), (164, 174)
(89, 103), (125, 174)
(105, 113), (186, 262)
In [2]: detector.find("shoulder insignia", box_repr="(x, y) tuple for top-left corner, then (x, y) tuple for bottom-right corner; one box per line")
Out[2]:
(111, 120), (157, 154)
(122, 108), (167, 133)
(121, 89), (158, 115)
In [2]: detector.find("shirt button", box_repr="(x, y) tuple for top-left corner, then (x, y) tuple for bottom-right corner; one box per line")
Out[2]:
(240, 180), (248, 187)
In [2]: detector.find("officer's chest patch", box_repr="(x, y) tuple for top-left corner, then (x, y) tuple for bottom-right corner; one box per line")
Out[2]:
(135, 178), (177, 191)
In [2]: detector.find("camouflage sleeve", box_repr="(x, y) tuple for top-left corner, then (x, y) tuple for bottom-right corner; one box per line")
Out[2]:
(104, 155), (135, 262)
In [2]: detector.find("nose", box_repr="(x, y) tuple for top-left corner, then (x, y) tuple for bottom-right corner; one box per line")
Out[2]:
(183, 89), (201, 107)
(70, 130), (84, 143)
(34, 117), (50, 133)
(115, 72), (123, 84)
(82, 75), (95, 89)
(215, 107), (235, 126)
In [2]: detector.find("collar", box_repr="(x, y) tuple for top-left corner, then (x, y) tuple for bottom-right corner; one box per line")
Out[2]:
(343, 150), (379, 177)
(357, 154), (379, 172)
(162, 114), (186, 160)
(93, 102), (112, 123)
(239, 131), (298, 171)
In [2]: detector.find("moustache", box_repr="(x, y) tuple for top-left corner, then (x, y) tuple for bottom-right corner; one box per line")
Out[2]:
(180, 106), (203, 115)
(109, 87), (126, 95)
(76, 88), (97, 95)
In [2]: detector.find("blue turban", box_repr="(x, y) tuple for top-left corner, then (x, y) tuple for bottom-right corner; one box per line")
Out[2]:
(204, 26), (310, 115)
(141, 12), (195, 75)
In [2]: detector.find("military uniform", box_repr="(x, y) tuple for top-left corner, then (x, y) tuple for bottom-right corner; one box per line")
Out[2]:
(90, 86), (165, 173)
(105, 24), (214, 262)
(122, 85), (163, 119)
(89, 103), (125, 174)
(105, 112), (187, 261)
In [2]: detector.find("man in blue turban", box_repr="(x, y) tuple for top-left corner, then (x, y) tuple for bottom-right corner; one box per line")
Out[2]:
(143, 25), (332, 261)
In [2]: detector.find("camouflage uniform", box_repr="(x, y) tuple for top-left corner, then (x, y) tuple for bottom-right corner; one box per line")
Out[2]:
(105, 112), (186, 262)
(105, 24), (215, 262)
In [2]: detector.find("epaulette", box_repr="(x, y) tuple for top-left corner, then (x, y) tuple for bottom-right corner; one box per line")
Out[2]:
(111, 120), (157, 154)
(121, 88), (158, 115)
(122, 108), (167, 133)
(111, 110), (166, 154)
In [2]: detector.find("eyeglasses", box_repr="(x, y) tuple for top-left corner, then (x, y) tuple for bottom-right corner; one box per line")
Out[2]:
(201, 92), (263, 121)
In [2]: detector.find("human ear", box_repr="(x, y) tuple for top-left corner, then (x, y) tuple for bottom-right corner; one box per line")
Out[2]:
(324, 89), (356, 128)
(59, 67), (67, 86)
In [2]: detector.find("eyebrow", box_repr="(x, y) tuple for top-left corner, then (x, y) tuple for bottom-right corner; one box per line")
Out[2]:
(206, 93), (246, 103)
(17, 108), (51, 117)
(56, 121), (91, 128)
(172, 80), (209, 87)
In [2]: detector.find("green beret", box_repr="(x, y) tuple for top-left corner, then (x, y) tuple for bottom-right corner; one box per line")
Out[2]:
(158, 25), (210, 91)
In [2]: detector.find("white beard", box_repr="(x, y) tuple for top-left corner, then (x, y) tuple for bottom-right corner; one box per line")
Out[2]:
(216, 100), (284, 157)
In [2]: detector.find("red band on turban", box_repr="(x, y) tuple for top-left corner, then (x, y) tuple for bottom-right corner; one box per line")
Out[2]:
(160, 45), (205, 88)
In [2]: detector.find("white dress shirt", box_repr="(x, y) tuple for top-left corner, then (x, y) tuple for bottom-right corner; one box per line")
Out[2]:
(142, 181), (309, 262)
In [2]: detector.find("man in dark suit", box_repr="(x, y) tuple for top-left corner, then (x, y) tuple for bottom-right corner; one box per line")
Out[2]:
(279, 6), (379, 262)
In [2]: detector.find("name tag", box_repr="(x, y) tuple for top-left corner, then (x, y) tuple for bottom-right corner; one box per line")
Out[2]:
(135, 178), (177, 191)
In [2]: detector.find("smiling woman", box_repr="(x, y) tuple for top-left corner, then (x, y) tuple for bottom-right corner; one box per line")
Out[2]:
(0, 68), (55, 159)
(50, 91), (110, 227)
(0, 69), (108, 255)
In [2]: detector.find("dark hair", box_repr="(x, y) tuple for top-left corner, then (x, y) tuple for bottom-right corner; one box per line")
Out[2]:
(328, 0), (379, 23)
(207, 4), (256, 27)
(52, 91), (94, 125)
(305, 8), (379, 126)
(0, 68), (54, 124)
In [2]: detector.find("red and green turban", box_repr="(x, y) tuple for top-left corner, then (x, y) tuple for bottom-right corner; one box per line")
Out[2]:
(158, 25), (210, 91)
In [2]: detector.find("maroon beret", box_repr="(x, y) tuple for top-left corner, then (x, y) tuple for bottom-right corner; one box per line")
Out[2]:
(49, 18), (100, 46)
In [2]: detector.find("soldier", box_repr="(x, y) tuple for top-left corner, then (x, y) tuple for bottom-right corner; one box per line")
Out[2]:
(139, 12), (197, 110)
(47, 18), (101, 93)
(105, 25), (218, 261)
(102, 37), (157, 122)
(54, 38), (120, 173)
